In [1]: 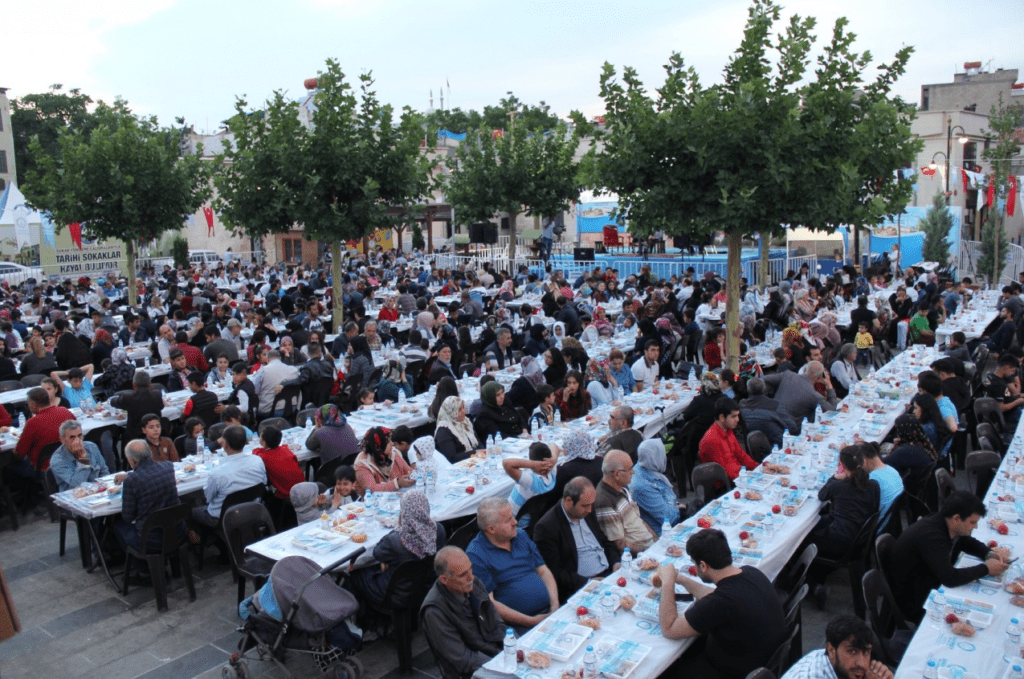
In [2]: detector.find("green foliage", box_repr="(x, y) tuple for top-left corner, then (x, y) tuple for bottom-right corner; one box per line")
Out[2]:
(920, 192), (953, 265)
(586, 0), (920, 368)
(213, 59), (430, 328)
(424, 93), (561, 136)
(444, 120), (581, 257)
(978, 210), (1009, 285)
(10, 85), (99, 188)
(171, 236), (190, 269)
(23, 100), (209, 305)
(412, 223), (425, 250)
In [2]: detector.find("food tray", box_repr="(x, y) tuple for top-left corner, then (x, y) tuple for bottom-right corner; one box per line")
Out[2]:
(595, 637), (652, 679)
(519, 620), (592, 661)
(291, 529), (350, 554)
(569, 580), (622, 612)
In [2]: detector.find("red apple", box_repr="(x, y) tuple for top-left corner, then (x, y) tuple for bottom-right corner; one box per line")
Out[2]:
(999, 524), (1010, 535)
(347, 513), (357, 520)
(867, 408), (873, 413)
(576, 606), (589, 617)
(989, 540), (999, 548)
(688, 566), (697, 576)
(697, 518), (710, 529)
(733, 491), (741, 499)
(763, 461), (770, 467)
(739, 531), (750, 540)
(466, 486), (475, 494)
(790, 485), (798, 490)
(617, 577), (627, 587)
(772, 505), (782, 514)
(517, 650), (524, 663)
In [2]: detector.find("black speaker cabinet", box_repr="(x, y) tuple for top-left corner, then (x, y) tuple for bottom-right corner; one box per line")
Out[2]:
(574, 247), (595, 261)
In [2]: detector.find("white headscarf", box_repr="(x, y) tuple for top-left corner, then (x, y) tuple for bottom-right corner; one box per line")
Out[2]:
(636, 439), (671, 487)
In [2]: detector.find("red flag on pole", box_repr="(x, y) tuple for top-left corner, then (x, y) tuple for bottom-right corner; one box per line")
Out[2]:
(203, 207), (215, 236)
(920, 166), (936, 176)
(1008, 176), (1018, 217)
(68, 222), (83, 249)
(962, 169), (969, 194)
(988, 181), (996, 208)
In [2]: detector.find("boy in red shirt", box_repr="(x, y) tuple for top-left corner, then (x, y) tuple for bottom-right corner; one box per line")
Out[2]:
(253, 425), (304, 503)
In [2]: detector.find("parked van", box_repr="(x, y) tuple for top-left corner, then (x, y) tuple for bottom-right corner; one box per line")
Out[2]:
(189, 250), (222, 268)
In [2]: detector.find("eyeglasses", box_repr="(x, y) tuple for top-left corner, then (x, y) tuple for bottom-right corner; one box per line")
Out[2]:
(615, 468), (635, 475)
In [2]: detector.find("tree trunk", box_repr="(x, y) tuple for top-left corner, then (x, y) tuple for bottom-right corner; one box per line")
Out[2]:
(853, 225), (860, 272)
(331, 240), (345, 331)
(759, 232), (770, 291)
(725, 231), (742, 373)
(507, 211), (519, 263)
(126, 240), (137, 307)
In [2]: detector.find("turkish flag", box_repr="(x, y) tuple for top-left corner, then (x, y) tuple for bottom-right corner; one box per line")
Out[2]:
(1009, 177), (1018, 217)
(68, 222), (83, 249)
(920, 167), (936, 176)
(203, 207), (215, 236)
(962, 169), (969, 194)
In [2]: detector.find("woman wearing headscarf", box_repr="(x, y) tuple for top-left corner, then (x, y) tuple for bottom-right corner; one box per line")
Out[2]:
(506, 355), (545, 413)
(289, 482), (324, 525)
(523, 324), (550, 357)
(474, 381), (527, 441)
(555, 370), (591, 421)
(351, 490), (445, 607)
(631, 439), (680, 534)
(550, 321), (567, 349)
(434, 396), (480, 463)
(94, 347), (136, 393)
(376, 359), (413, 403)
(498, 279), (515, 302)
(278, 335), (305, 366)
(644, 289), (666, 319)
(884, 402), (940, 496)
(542, 347), (568, 387)
(817, 312), (843, 351)
(592, 307), (615, 337)
(89, 328), (115, 371)
(377, 295), (400, 322)
(584, 357), (616, 405)
(354, 426), (414, 493)
(681, 372), (723, 435)
(347, 336), (375, 389)
(305, 404), (360, 465)
(550, 430), (603, 500)
(782, 322), (807, 370)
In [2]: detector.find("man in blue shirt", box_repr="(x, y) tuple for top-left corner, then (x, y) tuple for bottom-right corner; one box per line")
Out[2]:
(49, 420), (110, 492)
(466, 497), (559, 629)
(191, 425), (266, 528)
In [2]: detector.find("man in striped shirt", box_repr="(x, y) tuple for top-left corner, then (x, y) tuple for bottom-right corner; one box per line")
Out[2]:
(594, 450), (656, 553)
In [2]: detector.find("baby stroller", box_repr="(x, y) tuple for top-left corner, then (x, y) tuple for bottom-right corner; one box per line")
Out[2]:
(225, 549), (366, 679)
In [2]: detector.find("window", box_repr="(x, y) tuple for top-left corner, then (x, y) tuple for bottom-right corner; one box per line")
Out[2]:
(283, 238), (302, 262)
(0, 151), (6, 174)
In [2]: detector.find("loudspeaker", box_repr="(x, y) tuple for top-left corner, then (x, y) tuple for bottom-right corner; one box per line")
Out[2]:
(673, 235), (692, 249)
(574, 247), (595, 262)
(500, 217), (511, 231)
(470, 222), (498, 244)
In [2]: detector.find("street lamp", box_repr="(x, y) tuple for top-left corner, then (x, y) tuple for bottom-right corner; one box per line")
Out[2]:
(945, 118), (969, 204)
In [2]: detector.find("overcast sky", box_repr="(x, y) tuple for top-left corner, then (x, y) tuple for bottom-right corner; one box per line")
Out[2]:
(5, 0), (1022, 133)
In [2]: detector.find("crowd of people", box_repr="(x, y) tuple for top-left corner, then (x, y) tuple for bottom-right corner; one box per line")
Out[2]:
(5, 246), (1020, 679)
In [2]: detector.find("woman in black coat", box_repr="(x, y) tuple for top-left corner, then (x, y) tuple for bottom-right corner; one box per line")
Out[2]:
(523, 325), (550, 358)
(542, 347), (568, 388)
(681, 372), (723, 435)
(474, 381), (526, 441)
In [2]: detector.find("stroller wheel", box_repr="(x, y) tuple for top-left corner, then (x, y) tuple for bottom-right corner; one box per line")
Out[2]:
(221, 660), (252, 679)
(333, 657), (363, 679)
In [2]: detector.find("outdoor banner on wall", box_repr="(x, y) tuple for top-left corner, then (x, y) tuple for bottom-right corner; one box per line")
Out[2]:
(868, 206), (961, 267)
(346, 228), (394, 252)
(576, 200), (623, 234)
(38, 224), (129, 278)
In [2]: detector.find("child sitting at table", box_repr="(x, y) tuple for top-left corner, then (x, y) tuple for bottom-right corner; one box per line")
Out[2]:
(502, 441), (559, 528)
(530, 384), (557, 431)
(327, 465), (360, 508)
(357, 388), (376, 409)
(182, 416), (205, 457)
(220, 405), (254, 441)
(253, 425), (303, 517)
(62, 367), (94, 409)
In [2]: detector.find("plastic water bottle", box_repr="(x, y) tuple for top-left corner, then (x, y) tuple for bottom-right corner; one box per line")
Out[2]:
(688, 366), (697, 383)
(17, 412), (25, 430)
(600, 590), (616, 622)
(486, 435), (494, 454)
(1006, 618), (1022, 663)
(814, 403), (822, 423)
(503, 629), (517, 672)
(495, 432), (503, 450)
(364, 489), (374, 516)
(554, 409), (561, 425)
(923, 660), (937, 679)
(620, 547), (632, 581)
(426, 472), (435, 497)
(463, 368), (470, 380)
(583, 646), (598, 679)
(398, 389), (406, 405)
(415, 470), (424, 493)
(1011, 665), (1024, 679)
(662, 518), (672, 536)
(196, 431), (205, 453)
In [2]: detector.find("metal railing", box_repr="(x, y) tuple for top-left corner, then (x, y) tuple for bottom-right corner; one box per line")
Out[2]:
(959, 239), (1024, 285)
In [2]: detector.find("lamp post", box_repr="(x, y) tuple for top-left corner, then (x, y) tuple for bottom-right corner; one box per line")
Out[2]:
(945, 117), (969, 205)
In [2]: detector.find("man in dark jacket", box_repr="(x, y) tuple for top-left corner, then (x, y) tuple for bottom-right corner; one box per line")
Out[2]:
(109, 372), (165, 442)
(420, 546), (505, 679)
(277, 342), (335, 404)
(53, 318), (93, 371)
(533, 477), (620, 603)
(555, 296), (580, 337)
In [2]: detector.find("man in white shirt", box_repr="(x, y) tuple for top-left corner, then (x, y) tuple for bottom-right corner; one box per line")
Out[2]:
(191, 425), (267, 528)
(631, 340), (661, 390)
(251, 350), (299, 418)
(156, 324), (175, 363)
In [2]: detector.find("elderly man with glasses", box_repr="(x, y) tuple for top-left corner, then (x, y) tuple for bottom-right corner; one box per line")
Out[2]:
(597, 406), (643, 462)
(594, 450), (657, 553)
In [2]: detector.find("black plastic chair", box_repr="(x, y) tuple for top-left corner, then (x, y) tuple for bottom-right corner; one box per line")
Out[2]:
(20, 374), (46, 388)
(874, 533), (895, 575)
(375, 554), (437, 674)
(447, 518), (480, 550)
(421, 608), (460, 679)
(783, 583), (808, 666)
(271, 384), (303, 423)
(258, 417), (289, 434)
(965, 450), (1001, 497)
(691, 462), (731, 502)
(974, 397), (1005, 433)
(0, 380), (24, 392)
(42, 469), (86, 564)
(122, 503), (197, 612)
(812, 511), (879, 619)
(457, 363), (477, 378)
(221, 501), (277, 605)
(744, 670), (776, 679)
(0, 453), (20, 531)
(934, 468), (954, 512)
(196, 484), (267, 570)
(763, 622), (800, 678)
(405, 361), (425, 394)
(295, 408), (318, 427)
(862, 569), (916, 666)
(173, 435), (187, 460)
(774, 542), (817, 610)
(746, 431), (772, 463)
